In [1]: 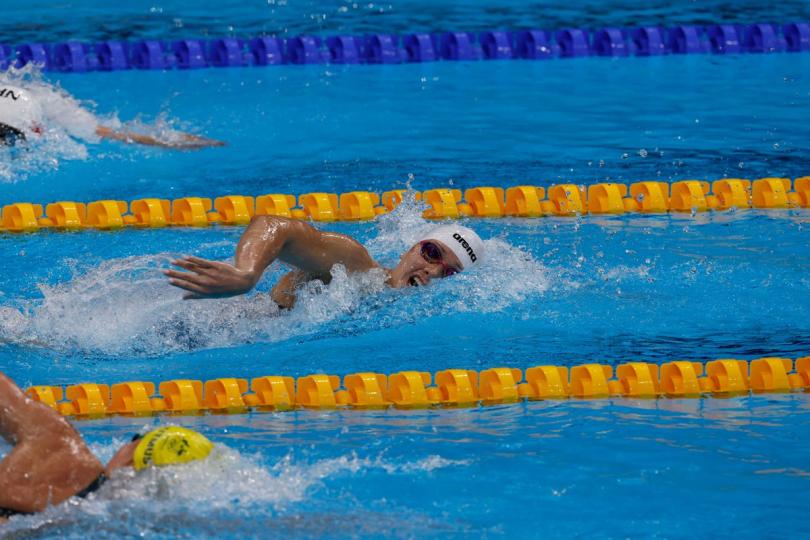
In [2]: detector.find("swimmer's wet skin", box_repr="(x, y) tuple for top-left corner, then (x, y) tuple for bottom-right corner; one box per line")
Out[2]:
(0, 83), (225, 149)
(165, 216), (485, 307)
(0, 372), (212, 521)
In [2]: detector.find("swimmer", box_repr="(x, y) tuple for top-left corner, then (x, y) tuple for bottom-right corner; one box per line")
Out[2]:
(0, 371), (213, 522)
(165, 216), (484, 307)
(0, 83), (223, 149)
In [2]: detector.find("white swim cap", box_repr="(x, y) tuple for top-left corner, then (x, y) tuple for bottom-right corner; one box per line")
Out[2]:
(419, 225), (484, 270)
(0, 85), (43, 134)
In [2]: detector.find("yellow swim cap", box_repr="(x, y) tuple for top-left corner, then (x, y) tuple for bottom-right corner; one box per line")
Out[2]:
(133, 426), (213, 470)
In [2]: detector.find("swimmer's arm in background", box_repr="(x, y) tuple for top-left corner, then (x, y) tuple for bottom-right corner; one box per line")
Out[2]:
(95, 126), (225, 149)
(165, 216), (378, 299)
(35, 86), (223, 149)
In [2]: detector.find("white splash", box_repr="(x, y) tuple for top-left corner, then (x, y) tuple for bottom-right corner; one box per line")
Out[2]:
(0, 66), (205, 182)
(0, 66), (103, 181)
(0, 201), (549, 356)
(368, 194), (551, 313)
(0, 253), (388, 356)
(0, 435), (468, 535)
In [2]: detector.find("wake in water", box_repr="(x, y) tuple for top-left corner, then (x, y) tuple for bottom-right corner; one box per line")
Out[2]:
(0, 434), (467, 537)
(0, 66), (213, 182)
(0, 201), (549, 356)
(0, 66), (97, 180)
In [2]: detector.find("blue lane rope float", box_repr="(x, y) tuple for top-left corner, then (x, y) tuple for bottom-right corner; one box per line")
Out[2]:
(1, 22), (809, 73)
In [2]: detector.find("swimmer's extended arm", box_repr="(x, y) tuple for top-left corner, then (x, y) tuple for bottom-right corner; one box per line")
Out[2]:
(95, 126), (225, 149)
(165, 216), (379, 299)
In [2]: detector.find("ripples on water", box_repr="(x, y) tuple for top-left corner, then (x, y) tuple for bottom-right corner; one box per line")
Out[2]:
(4, 0), (810, 43)
(0, 207), (807, 372)
(1, 2), (809, 537)
(1, 395), (809, 538)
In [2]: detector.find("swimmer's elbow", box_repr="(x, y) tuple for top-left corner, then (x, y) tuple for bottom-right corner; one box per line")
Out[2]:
(248, 214), (294, 231)
(248, 215), (315, 241)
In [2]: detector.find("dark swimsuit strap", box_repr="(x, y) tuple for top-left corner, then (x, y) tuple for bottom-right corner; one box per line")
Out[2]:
(0, 506), (29, 518)
(75, 473), (106, 498)
(0, 473), (106, 518)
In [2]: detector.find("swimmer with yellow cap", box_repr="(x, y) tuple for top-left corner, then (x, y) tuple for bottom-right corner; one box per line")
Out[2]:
(126, 426), (214, 470)
(0, 370), (215, 520)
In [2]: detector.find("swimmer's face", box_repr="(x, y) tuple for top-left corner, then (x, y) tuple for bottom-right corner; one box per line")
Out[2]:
(105, 439), (139, 473)
(388, 240), (463, 288)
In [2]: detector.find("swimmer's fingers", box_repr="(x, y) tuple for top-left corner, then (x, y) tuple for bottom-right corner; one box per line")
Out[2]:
(171, 257), (215, 275)
(166, 274), (213, 295)
(183, 256), (217, 268)
(167, 257), (254, 297)
(164, 268), (198, 281)
(166, 275), (224, 300)
(165, 268), (216, 288)
(171, 256), (211, 268)
(181, 133), (226, 146)
(186, 136), (226, 148)
(165, 272), (204, 288)
(168, 134), (226, 150)
(174, 257), (247, 280)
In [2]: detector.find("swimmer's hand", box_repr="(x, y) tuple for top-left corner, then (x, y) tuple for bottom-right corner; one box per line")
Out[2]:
(165, 133), (227, 149)
(164, 256), (257, 299)
(96, 126), (226, 150)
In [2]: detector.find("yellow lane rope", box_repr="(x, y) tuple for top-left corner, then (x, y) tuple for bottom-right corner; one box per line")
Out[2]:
(2, 177), (809, 233)
(23, 356), (810, 418)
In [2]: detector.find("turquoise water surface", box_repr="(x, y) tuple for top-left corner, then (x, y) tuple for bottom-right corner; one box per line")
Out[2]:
(1, 1), (809, 538)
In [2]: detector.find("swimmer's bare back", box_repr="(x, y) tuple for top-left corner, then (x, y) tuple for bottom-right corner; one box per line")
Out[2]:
(0, 372), (104, 516)
(165, 216), (380, 307)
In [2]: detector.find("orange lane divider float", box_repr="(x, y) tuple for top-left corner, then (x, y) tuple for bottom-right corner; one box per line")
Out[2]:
(2, 176), (810, 233)
(24, 356), (810, 418)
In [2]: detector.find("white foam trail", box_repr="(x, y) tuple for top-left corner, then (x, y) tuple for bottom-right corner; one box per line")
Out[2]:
(0, 66), (101, 181)
(0, 66), (204, 182)
(0, 438), (468, 532)
(0, 201), (549, 355)
(89, 445), (469, 511)
(0, 253), (388, 355)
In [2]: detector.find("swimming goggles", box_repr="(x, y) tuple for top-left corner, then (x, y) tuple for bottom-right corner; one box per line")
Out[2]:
(420, 241), (460, 278)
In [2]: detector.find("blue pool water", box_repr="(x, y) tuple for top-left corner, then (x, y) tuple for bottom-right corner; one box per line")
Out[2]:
(4, 0), (810, 43)
(1, 1), (810, 538)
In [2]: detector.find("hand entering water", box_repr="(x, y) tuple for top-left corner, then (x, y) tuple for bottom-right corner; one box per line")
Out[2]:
(164, 256), (257, 299)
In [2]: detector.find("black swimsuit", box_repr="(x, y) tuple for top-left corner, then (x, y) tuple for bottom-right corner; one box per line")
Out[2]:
(0, 474), (106, 518)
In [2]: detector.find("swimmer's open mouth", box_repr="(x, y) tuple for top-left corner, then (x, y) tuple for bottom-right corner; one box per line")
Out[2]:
(408, 276), (421, 287)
